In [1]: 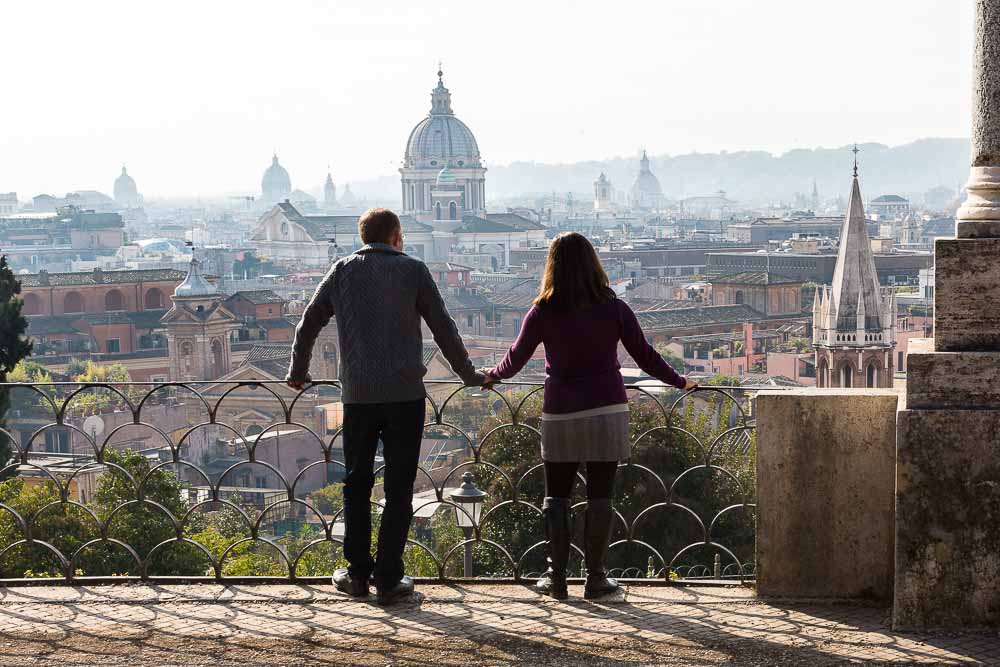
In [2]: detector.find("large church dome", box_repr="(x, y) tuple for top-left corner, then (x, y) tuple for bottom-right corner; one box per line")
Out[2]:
(404, 70), (482, 169)
(113, 165), (141, 208)
(629, 150), (664, 209)
(262, 154), (292, 203)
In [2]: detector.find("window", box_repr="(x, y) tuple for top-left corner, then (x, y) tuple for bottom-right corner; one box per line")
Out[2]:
(104, 289), (124, 311)
(866, 363), (878, 388)
(466, 314), (474, 327)
(449, 201), (457, 220)
(63, 291), (84, 313)
(435, 202), (442, 219)
(21, 292), (43, 315)
(144, 288), (164, 309)
(898, 350), (904, 370)
(106, 339), (120, 353)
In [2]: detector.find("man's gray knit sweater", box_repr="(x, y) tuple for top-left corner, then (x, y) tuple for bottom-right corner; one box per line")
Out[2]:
(286, 243), (482, 404)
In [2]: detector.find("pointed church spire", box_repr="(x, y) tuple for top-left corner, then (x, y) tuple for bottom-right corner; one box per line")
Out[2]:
(829, 153), (883, 336)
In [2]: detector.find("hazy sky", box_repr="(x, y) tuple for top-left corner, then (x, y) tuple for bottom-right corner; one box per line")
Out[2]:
(0, 1), (975, 199)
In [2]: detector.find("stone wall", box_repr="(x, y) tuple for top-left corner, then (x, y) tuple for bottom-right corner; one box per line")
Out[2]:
(756, 389), (899, 599)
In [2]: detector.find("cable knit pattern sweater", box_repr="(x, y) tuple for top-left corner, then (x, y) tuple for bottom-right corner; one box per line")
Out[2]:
(287, 244), (481, 404)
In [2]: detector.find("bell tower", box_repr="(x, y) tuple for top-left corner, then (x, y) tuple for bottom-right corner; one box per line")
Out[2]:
(813, 149), (897, 388)
(161, 254), (241, 381)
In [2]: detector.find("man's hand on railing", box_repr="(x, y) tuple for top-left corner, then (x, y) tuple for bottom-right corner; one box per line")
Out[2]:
(286, 376), (309, 391)
(683, 378), (699, 391)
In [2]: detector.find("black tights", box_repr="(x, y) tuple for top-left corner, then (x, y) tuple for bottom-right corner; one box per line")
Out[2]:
(544, 461), (618, 499)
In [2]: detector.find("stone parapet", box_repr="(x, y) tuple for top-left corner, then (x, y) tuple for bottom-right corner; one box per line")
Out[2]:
(756, 389), (899, 600)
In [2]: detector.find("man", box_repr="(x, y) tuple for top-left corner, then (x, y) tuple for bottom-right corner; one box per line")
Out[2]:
(286, 207), (484, 605)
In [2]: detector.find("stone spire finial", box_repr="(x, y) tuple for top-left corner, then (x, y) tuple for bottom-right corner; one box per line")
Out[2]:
(852, 144), (859, 178)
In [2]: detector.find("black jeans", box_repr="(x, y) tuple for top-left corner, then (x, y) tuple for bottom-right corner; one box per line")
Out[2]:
(544, 461), (618, 499)
(341, 399), (425, 588)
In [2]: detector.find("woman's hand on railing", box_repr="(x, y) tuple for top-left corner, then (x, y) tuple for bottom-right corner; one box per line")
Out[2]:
(478, 369), (500, 390)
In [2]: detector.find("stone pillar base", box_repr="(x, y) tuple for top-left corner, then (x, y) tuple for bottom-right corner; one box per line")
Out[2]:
(894, 407), (1000, 630)
(933, 238), (1000, 351)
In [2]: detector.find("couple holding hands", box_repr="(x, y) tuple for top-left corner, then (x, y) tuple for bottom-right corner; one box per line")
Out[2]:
(287, 208), (694, 604)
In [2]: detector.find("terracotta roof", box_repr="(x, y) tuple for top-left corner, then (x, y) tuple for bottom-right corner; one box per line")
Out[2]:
(257, 318), (295, 330)
(453, 213), (546, 234)
(229, 289), (284, 305)
(442, 291), (490, 311)
(634, 304), (764, 330)
(277, 202), (431, 240)
(19, 268), (186, 288)
(622, 298), (694, 312)
(26, 315), (82, 336)
(243, 344), (292, 364)
(711, 271), (803, 286)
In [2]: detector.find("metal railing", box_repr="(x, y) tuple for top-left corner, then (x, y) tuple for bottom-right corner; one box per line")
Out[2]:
(0, 380), (757, 585)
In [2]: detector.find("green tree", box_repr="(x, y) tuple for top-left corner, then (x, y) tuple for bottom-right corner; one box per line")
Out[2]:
(68, 361), (142, 415)
(308, 482), (344, 515)
(92, 449), (209, 576)
(0, 257), (33, 475)
(471, 387), (756, 579)
(0, 476), (94, 578)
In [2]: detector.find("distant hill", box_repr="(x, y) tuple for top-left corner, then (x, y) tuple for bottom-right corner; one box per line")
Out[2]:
(349, 138), (970, 207)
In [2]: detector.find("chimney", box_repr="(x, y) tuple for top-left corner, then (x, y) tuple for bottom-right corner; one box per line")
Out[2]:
(93, 267), (104, 283)
(37, 269), (49, 286)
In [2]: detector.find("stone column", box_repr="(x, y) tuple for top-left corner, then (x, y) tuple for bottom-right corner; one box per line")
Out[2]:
(894, 0), (1000, 629)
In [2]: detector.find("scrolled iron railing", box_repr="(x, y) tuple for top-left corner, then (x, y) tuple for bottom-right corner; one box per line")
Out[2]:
(0, 379), (757, 585)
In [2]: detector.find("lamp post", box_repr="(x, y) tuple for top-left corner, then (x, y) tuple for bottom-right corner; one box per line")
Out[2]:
(450, 471), (486, 578)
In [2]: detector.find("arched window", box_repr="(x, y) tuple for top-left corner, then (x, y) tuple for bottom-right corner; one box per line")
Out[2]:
(63, 291), (84, 313)
(21, 293), (43, 315)
(448, 201), (457, 220)
(180, 340), (194, 377)
(734, 290), (744, 305)
(434, 202), (442, 220)
(866, 363), (878, 388)
(839, 363), (853, 388)
(211, 339), (225, 378)
(104, 289), (124, 311)
(817, 358), (828, 388)
(144, 288), (164, 309)
(245, 424), (264, 437)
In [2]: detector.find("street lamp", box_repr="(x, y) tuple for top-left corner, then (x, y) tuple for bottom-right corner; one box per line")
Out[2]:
(450, 471), (486, 577)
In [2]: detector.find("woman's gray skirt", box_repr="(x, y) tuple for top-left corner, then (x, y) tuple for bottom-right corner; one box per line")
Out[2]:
(539, 410), (631, 462)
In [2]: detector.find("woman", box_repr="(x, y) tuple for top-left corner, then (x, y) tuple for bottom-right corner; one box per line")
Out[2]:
(482, 232), (696, 600)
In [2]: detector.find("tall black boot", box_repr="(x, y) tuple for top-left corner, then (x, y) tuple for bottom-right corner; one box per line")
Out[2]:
(584, 497), (621, 599)
(536, 497), (570, 600)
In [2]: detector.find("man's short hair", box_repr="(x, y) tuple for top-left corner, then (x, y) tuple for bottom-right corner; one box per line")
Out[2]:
(358, 208), (401, 245)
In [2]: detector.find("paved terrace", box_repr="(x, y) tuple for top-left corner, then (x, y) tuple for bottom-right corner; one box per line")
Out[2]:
(0, 584), (998, 666)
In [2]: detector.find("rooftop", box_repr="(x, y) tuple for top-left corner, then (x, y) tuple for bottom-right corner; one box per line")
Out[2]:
(19, 268), (186, 287)
(228, 289), (285, 304)
(711, 271), (803, 285)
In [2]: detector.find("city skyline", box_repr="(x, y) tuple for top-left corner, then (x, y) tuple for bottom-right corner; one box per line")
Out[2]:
(0, 1), (974, 198)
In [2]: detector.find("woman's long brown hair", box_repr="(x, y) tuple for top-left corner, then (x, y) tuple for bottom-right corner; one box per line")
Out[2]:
(534, 232), (616, 312)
